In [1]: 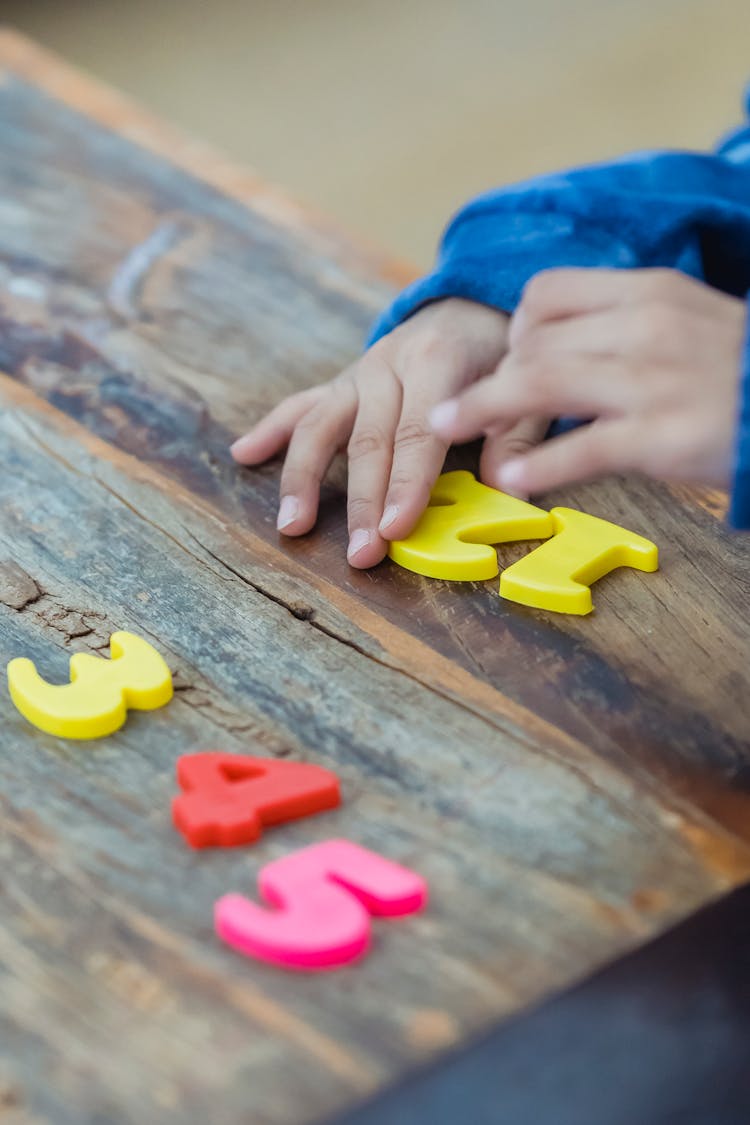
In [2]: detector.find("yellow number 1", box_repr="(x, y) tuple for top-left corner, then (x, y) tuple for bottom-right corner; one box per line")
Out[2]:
(500, 507), (659, 615)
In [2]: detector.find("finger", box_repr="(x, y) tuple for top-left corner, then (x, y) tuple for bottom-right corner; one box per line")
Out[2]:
(375, 313), (512, 541)
(377, 375), (463, 542)
(479, 416), (551, 498)
(277, 382), (357, 536)
(230, 387), (322, 464)
(345, 371), (402, 568)
(510, 267), (715, 345)
(430, 352), (632, 444)
(512, 307), (650, 360)
(496, 419), (634, 496)
(514, 297), (744, 367)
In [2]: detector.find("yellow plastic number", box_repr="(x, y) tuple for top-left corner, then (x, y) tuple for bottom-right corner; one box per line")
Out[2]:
(388, 470), (554, 581)
(500, 507), (659, 615)
(7, 631), (173, 740)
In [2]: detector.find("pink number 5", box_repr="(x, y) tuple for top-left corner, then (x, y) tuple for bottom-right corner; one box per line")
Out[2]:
(215, 839), (428, 970)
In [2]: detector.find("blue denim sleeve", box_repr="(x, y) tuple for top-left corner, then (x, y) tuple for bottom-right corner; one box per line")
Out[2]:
(367, 91), (750, 347)
(729, 298), (750, 529)
(366, 92), (750, 531)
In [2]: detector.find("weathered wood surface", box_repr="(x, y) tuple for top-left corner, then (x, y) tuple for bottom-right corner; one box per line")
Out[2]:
(0, 29), (749, 1125)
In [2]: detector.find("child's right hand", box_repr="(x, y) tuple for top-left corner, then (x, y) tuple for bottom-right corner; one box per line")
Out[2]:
(231, 298), (549, 568)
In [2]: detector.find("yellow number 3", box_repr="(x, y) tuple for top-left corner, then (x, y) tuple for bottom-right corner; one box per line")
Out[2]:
(7, 632), (173, 740)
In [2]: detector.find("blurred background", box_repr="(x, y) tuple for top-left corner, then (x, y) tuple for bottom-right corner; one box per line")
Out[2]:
(3, 0), (748, 267)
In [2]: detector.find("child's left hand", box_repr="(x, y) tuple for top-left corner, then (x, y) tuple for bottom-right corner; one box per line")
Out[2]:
(429, 268), (747, 498)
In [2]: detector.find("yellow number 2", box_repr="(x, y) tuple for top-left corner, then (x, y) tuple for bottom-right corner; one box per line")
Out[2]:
(388, 470), (554, 581)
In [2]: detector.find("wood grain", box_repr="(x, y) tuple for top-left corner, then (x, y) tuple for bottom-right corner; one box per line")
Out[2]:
(0, 30), (749, 1125)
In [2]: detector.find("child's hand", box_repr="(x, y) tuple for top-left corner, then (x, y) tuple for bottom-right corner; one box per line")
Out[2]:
(429, 269), (747, 497)
(231, 298), (548, 567)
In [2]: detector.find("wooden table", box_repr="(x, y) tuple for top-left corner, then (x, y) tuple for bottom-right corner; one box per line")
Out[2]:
(0, 30), (749, 1125)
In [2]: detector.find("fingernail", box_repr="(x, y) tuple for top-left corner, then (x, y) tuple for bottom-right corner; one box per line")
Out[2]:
(428, 399), (459, 436)
(379, 504), (399, 533)
(347, 528), (372, 560)
(277, 496), (299, 530)
(230, 435), (251, 459)
(497, 459), (526, 493)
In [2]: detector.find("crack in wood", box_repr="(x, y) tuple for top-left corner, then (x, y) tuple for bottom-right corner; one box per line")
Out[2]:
(0, 561), (114, 647)
(0, 560), (44, 610)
